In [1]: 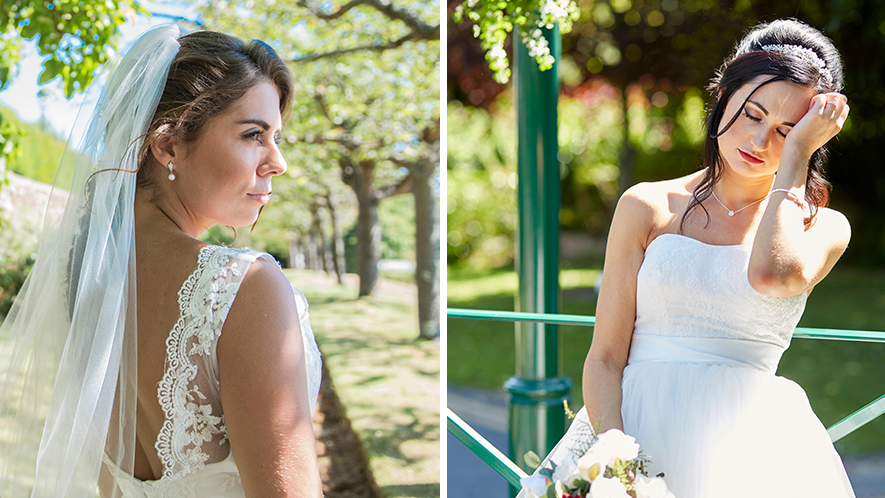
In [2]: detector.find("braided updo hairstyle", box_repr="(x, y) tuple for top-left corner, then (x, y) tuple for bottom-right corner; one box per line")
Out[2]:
(681, 18), (844, 231)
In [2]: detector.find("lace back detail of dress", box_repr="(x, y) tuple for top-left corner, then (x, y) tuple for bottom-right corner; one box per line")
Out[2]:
(155, 246), (262, 480)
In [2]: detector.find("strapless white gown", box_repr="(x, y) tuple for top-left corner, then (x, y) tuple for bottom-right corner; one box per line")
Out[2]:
(102, 245), (322, 497)
(522, 233), (855, 498)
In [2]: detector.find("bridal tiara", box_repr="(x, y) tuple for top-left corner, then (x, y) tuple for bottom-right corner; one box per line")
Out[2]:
(760, 44), (833, 83)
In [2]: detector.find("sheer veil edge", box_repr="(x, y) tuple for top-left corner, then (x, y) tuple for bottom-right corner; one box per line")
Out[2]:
(0, 24), (181, 498)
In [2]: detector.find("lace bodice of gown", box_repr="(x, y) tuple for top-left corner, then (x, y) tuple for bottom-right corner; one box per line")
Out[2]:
(104, 245), (322, 497)
(634, 233), (807, 349)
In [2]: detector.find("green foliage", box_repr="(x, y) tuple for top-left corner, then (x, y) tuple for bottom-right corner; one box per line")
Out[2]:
(0, 201), (41, 315)
(0, 253), (35, 315)
(448, 83), (707, 269)
(0, 105), (67, 185)
(453, 0), (580, 83)
(0, 0), (143, 97)
(446, 99), (517, 269)
(0, 112), (23, 184)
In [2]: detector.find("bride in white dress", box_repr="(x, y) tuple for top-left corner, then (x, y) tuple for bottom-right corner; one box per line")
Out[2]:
(525, 19), (855, 498)
(0, 25), (322, 497)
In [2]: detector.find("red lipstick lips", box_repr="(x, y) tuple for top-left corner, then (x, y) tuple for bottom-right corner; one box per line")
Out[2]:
(739, 149), (764, 165)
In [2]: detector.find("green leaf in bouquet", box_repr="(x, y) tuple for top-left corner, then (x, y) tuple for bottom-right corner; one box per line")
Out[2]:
(546, 483), (557, 498)
(539, 467), (554, 479)
(524, 450), (542, 469)
(573, 478), (590, 494)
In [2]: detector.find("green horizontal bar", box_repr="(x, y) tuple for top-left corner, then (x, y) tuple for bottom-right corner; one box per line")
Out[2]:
(447, 308), (595, 327)
(448, 309), (885, 442)
(447, 408), (527, 488)
(827, 393), (885, 442)
(447, 309), (885, 342)
(793, 328), (885, 343)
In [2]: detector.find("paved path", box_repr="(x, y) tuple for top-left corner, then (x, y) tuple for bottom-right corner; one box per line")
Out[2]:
(448, 385), (885, 498)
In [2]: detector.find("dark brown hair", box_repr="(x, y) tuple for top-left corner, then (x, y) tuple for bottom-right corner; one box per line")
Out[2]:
(136, 31), (294, 189)
(681, 19), (844, 231)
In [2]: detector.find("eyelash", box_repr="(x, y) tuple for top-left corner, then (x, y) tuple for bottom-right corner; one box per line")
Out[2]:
(245, 130), (282, 145)
(743, 109), (787, 138)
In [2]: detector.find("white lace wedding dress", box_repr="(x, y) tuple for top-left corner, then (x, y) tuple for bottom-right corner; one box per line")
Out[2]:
(523, 233), (855, 498)
(102, 245), (322, 497)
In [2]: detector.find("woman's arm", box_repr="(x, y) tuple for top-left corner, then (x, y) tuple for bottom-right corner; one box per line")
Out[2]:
(749, 93), (851, 297)
(217, 258), (322, 497)
(583, 185), (655, 433)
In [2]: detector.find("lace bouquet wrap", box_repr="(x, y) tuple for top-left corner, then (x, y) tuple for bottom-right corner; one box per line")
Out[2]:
(518, 409), (674, 498)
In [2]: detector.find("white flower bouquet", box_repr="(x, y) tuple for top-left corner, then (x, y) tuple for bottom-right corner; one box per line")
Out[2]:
(520, 429), (674, 498)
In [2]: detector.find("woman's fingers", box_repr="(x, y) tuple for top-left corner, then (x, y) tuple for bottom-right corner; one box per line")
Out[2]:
(837, 103), (850, 128)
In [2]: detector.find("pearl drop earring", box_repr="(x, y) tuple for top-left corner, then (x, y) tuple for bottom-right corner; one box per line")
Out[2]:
(167, 161), (176, 181)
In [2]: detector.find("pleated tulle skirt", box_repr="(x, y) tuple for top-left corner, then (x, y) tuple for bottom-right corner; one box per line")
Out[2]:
(621, 359), (855, 498)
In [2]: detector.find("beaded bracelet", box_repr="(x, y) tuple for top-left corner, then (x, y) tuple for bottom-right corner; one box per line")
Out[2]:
(768, 188), (808, 211)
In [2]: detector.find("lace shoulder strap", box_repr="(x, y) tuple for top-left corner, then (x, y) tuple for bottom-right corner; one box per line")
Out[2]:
(155, 245), (266, 480)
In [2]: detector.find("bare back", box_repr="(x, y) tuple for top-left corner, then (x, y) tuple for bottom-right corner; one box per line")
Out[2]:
(132, 230), (207, 481)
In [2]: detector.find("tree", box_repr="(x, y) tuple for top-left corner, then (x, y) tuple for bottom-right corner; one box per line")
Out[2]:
(197, 0), (441, 338)
(0, 0), (138, 185)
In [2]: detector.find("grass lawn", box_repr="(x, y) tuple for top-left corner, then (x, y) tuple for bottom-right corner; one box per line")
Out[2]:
(290, 271), (440, 498)
(447, 265), (885, 455)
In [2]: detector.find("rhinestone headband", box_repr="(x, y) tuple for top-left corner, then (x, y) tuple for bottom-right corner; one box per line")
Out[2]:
(760, 44), (833, 84)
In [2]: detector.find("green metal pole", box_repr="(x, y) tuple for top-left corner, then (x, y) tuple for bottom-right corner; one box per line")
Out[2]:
(506, 25), (572, 492)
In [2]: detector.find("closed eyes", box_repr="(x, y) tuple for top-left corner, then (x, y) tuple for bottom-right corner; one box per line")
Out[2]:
(743, 109), (788, 138)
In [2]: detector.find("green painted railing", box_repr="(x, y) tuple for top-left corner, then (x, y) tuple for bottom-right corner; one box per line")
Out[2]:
(447, 408), (527, 487)
(447, 307), (885, 485)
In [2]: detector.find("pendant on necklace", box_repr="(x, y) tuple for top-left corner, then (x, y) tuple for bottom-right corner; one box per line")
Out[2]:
(728, 210), (735, 217)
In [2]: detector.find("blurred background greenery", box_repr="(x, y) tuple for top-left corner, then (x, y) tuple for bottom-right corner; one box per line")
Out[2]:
(447, 0), (885, 455)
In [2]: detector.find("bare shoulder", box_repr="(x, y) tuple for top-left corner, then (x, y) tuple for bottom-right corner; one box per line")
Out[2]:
(226, 256), (298, 334)
(216, 254), (319, 496)
(615, 174), (698, 247)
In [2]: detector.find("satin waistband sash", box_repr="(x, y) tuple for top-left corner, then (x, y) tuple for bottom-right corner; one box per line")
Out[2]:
(627, 334), (786, 373)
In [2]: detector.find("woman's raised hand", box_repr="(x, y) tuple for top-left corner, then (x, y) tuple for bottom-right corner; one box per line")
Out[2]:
(784, 92), (849, 160)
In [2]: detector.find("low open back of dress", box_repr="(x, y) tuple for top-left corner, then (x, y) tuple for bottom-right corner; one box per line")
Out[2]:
(101, 246), (322, 498)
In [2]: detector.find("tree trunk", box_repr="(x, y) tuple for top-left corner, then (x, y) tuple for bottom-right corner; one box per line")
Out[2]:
(308, 228), (319, 272)
(340, 157), (411, 297)
(325, 192), (346, 285)
(341, 158), (381, 297)
(311, 203), (331, 276)
(289, 235), (303, 270)
(412, 160), (439, 340)
(356, 192), (381, 296)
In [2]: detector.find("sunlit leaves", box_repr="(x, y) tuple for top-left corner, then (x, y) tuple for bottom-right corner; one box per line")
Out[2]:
(0, 0), (136, 98)
(453, 0), (579, 83)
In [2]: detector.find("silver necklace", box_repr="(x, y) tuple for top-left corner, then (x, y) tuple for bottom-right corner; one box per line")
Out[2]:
(710, 189), (767, 217)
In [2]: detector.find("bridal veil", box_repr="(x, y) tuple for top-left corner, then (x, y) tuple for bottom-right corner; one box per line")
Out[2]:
(0, 24), (181, 497)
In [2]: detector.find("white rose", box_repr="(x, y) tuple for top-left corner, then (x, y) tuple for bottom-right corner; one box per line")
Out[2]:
(595, 429), (640, 465)
(634, 476), (675, 498)
(552, 459), (580, 488)
(590, 476), (631, 498)
(520, 474), (551, 498)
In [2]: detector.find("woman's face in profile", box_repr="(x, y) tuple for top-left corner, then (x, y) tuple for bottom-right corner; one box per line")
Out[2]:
(174, 80), (288, 228)
(716, 77), (813, 180)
